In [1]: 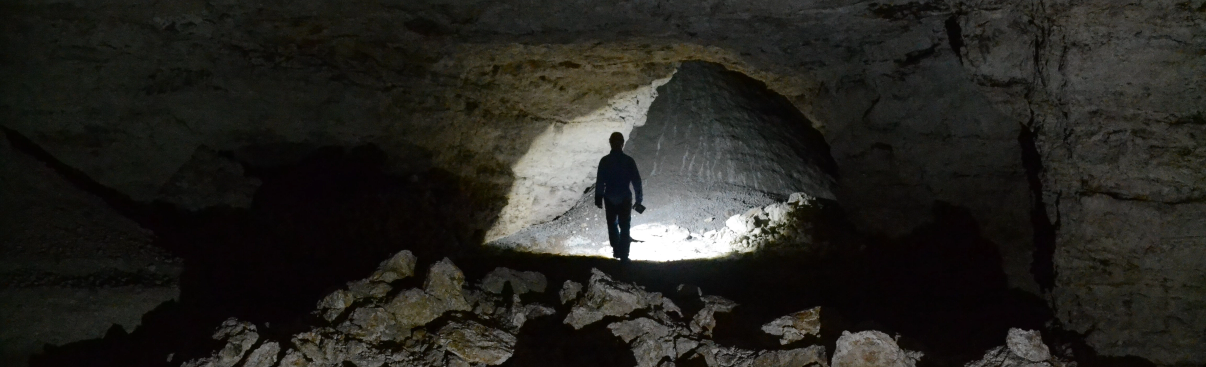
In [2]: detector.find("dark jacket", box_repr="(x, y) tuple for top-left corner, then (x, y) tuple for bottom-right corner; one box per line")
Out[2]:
(595, 150), (643, 206)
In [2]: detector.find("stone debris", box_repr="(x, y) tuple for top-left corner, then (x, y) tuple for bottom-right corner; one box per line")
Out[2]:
(336, 306), (403, 343)
(690, 295), (738, 337)
(831, 330), (922, 367)
(317, 251), (415, 322)
(1006, 329), (1051, 362)
(181, 255), (563, 367)
(178, 258), (955, 367)
(437, 320), (518, 365)
(182, 319), (260, 367)
(480, 267), (548, 295)
(965, 329), (1074, 367)
(559, 280), (583, 304)
(243, 341), (280, 367)
(761, 307), (822, 345)
(369, 250), (417, 283)
(565, 268), (682, 329)
(721, 193), (820, 251)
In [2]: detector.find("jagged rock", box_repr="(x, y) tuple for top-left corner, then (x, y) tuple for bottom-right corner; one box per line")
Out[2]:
(965, 329), (1073, 367)
(386, 258), (473, 333)
(424, 258), (472, 311)
(609, 317), (696, 367)
(436, 320), (517, 365)
(695, 341), (759, 367)
(565, 268), (681, 329)
(292, 328), (392, 367)
(370, 250), (417, 283)
(560, 280), (583, 305)
(278, 349), (306, 367)
(761, 307), (822, 345)
(752, 345), (829, 367)
(347, 279), (394, 300)
(831, 331), (921, 367)
(1006, 329), (1051, 362)
(243, 341), (280, 367)
(183, 319), (260, 367)
(480, 267), (548, 295)
(690, 295), (738, 337)
(388, 288), (449, 334)
(505, 298), (556, 331)
(337, 307), (403, 343)
(317, 290), (356, 322)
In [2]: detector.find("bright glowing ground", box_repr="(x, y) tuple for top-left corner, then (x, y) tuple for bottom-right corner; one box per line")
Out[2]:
(552, 223), (745, 262)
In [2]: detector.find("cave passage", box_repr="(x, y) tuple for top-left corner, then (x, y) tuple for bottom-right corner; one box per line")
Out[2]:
(490, 61), (839, 262)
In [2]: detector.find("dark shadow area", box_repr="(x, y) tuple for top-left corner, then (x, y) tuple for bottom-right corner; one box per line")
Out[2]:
(1019, 124), (1058, 291)
(12, 138), (496, 367)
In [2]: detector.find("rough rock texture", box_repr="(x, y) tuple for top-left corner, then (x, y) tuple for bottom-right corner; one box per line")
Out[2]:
(183, 319), (260, 367)
(761, 307), (823, 345)
(625, 60), (839, 225)
(0, 130), (181, 367)
(436, 320), (518, 365)
(183, 254), (557, 367)
(1005, 329), (1051, 363)
(955, 1), (1206, 363)
(3, 0), (1203, 363)
(831, 331), (922, 367)
(564, 268), (682, 329)
(965, 329), (1074, 367)
(1, 0), (1035, 292)
(690, 295), (738, 337)
(559, 280), (583, 305)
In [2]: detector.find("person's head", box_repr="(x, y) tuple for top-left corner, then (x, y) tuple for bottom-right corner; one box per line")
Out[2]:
(609, 132), (624, 150)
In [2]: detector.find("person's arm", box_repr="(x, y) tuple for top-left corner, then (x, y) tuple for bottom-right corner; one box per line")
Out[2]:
(631, 157), (643, 205)
(595, 158), (606, 208)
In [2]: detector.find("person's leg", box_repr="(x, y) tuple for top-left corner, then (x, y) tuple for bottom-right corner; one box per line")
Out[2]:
(604, 200), (621, 257)
(616, 198), (632, 260)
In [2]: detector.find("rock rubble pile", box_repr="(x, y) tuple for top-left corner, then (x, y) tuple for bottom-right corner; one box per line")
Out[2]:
(182, 250), (1076, 367)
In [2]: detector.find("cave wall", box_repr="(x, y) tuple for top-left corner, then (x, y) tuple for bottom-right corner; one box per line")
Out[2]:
(956, 1), (1206, 364)
(1, 0), (1203, 364)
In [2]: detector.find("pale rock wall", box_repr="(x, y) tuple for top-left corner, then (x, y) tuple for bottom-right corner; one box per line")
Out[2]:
(957, 0), (1206, 364)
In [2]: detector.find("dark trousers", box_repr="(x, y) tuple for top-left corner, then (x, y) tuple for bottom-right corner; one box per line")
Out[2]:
(604, 197), (632, 259)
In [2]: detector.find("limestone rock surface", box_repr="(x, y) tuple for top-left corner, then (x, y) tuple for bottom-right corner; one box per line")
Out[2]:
(436, 320), (518, 365)
(831, 331), (921, 367)
(761, 307), (822, 345)
(565, 268), (681, 329)
(965, 329), (1073, 367)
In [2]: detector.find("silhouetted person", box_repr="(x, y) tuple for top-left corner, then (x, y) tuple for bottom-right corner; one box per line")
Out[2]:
(595, 132), (643, 262)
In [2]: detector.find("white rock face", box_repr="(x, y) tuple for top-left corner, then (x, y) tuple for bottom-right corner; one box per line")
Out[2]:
(1005, 329), (1051, 363)
(831, 331), (922, 367)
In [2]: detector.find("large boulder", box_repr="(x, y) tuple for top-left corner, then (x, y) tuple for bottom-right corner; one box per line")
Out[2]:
(831, 331), (921, 367)
(436, 320), (518, 365)
(965, 329), (1073, 367)
(761, 307), (822, 345)
(565, 268), (681, 329)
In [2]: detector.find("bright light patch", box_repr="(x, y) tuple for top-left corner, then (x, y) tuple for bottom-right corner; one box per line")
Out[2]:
(626, 223), (744, 262)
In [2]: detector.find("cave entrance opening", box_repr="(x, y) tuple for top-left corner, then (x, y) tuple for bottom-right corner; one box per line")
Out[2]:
(489, 61), (840, 262)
